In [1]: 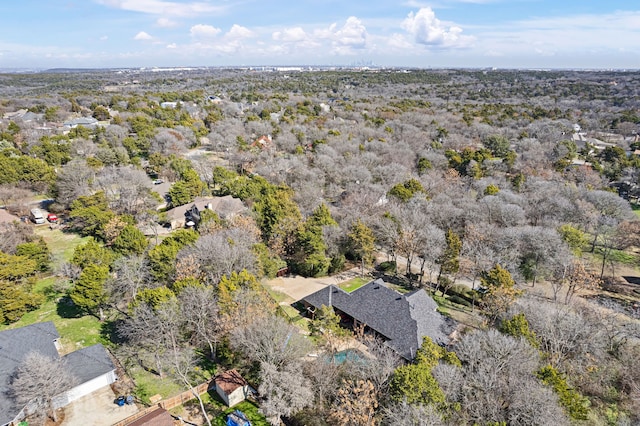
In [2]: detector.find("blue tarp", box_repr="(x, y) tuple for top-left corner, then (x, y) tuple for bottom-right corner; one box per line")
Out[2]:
(226, 409), (251, 426)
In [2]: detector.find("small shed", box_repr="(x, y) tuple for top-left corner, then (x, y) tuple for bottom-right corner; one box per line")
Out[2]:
(214, 369), (253, 407)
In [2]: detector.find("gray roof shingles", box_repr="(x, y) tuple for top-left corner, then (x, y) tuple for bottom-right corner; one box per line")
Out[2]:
(63, 343), (115, 384)
(0, 321), (60, 425)
(303, 279), (451, 359)
(0, 322), (115, 426)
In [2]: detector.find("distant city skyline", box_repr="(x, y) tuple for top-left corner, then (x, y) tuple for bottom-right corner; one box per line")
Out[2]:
(0, 0), (638, 70)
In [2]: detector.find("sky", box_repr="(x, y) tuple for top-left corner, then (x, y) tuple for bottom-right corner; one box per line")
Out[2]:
(0, 0), (639, 69)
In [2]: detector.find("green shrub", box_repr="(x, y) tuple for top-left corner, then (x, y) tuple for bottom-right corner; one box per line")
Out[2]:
(377, 260), (397, 273)
(537, 365), (589, 420)
(448, 295), (471, 307)
(329, 254), (346, 274)
(133, 383), (151, 405)
(449, 284), (472, 297)
(499, 313), (539, 348)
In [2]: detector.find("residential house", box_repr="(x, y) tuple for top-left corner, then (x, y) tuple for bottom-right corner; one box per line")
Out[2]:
(0, 322), (117, 426)
(2, 110), (28, 120)
(302, 279), (452, 360)
(251, 135), (273, 150)
(163, 195), (246, 230)
(160, 101), (179, 109)
(63, 117), (99, 129)
(213, 369), (254, 407)
(571, 131), (617, 151)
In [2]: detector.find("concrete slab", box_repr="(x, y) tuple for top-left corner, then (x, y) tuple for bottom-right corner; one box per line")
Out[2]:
(61, 385), (139, 426)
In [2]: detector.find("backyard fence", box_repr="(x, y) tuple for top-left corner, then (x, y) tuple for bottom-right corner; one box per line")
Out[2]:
(112, 381), (210, 426)
(159, 382), (210, 411)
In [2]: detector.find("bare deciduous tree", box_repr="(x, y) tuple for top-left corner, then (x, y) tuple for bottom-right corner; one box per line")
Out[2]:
(517, 299), (603, 368)
(117, 300), (212, 425)
(9, 352), (78, 423)
(435, 329), (569, 426)
(177, 228), (258, 285)
(178, 285), (222, 359)
(328, 379), (378, 426)
(55, 159), (94, 208)
(230, 314), (311, 369)
(107, 254), (151, 309)
(381, 400), (445, 426)
(94, 166), (157, 218)
(259, 361), (313, 425)
(350, 337), (401, 396)
(302, 357), (342, 411)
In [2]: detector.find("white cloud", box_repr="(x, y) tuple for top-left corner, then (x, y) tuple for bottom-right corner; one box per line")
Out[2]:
(156, 17), (177, 28)
(333, 17), (368, 50)
(402, 7), (474, 47)
(272, 27), (307, 43)
(310, 16), (368, 55)
(133, 31), (153, 40)
(96, 0), (224, 17)
(226, 24), (253, 40)
(99, 35), (109, 41)
(387, 33), (413, 50)
(166, 43), (177, 49)
(271, 26), (323, 54)
(190, 24), (222, 39)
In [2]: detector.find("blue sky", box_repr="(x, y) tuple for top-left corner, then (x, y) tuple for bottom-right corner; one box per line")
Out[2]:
(0, 0), (638, 69)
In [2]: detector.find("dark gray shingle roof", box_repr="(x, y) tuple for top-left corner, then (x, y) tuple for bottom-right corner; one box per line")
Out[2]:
(303, 279), (450, 359)
(62, 343), (115, 384)
(0, 324), (115, 426)
(0, 322), (60, 425)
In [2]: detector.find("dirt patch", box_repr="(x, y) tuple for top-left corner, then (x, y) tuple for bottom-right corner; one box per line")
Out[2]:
(264, 268), (365, 302)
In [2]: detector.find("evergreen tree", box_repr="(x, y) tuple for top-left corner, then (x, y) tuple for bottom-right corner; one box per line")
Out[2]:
(437, 228), (461, 285)
(348, 219), (376, 277)
(69, 264), (109, 319)
(113, 224), (148, 255)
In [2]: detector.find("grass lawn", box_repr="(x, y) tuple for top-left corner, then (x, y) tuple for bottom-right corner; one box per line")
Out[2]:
(584, 248), (639, 270)
(128, 365), (185, 402)
(338, 276), (369, 292)
(264, 285), (294, 305)
(432, 294), (486, 328)
(35, 227), (90, 269)
(281, 304), (311, 334)
(0, 294), (107, 352)
(183, 391), (269, 426)
(385, 282), (412, 294)
(0, 229), (101, 351)
(211, 400), (269, 426)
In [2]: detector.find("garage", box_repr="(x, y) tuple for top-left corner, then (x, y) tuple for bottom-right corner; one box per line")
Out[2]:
(54, 344), (118, 408)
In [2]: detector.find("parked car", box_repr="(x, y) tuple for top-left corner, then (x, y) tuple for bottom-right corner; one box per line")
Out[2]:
(47, 213), (58, 223)
(153, 178), (164, 185)
(30, 208), (45, 224)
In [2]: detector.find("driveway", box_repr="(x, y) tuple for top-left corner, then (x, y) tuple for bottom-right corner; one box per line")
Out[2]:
(265, 268), (364, 302)
(61, 385), (138, 426)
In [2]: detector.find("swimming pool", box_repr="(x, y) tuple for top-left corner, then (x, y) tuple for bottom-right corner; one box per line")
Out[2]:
(331, 349), (366, 364)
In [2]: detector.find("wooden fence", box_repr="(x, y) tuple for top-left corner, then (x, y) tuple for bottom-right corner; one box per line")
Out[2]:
(160, 382), (210, 411)
(112, 381), (210, 426)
